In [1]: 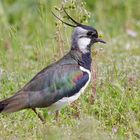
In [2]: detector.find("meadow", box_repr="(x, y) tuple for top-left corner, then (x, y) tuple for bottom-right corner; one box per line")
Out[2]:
(0, 0), (140, 139)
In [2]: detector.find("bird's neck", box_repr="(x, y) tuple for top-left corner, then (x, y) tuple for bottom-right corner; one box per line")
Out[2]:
(81, 52), (92, 70)
(70, 49), (92, 71)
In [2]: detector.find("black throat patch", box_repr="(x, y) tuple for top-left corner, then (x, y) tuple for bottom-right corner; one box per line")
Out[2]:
(79, 52), (92, 71)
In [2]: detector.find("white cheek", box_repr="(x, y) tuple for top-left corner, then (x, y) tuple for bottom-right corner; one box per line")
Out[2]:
(78, 38), (91, 53)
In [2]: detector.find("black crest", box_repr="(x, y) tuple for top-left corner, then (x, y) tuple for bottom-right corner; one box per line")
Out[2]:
(52, 7), (82, 27)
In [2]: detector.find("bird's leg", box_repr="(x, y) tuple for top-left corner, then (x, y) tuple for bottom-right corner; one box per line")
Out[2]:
(32, 108), (46, 124)
(55, 110), (59, 122)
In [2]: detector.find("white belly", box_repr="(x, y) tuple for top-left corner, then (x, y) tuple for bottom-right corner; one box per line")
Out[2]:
(47, 66), (91, 111)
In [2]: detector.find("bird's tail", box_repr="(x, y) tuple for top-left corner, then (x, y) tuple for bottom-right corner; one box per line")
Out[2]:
(0, 92), (29, 113)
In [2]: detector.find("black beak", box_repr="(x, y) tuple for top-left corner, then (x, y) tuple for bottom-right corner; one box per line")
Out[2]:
(95, 38), (106, 44)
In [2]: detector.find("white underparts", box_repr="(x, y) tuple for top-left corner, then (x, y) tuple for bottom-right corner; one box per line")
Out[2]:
(47, 66), (91, 112)
(78, 37), (91, 53)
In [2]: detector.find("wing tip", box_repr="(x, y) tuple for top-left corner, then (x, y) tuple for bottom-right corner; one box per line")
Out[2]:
(0, 102), (7, 113)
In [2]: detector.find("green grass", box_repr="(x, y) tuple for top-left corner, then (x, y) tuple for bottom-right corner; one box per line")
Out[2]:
(0, 0), (140, 139)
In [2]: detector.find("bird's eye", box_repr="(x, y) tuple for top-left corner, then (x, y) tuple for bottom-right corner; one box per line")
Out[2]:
(87, 31), (93, 36)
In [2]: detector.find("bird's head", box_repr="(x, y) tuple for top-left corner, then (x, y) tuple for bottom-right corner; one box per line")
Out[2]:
(52, 8), (106, 53)
(72, 25), (105, 53)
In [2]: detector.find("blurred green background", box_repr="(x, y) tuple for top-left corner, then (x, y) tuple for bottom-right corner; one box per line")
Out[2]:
(0, 0), (140, 139)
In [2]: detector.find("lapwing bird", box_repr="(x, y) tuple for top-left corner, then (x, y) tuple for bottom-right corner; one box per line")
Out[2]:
(0, 9), (106, 123)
